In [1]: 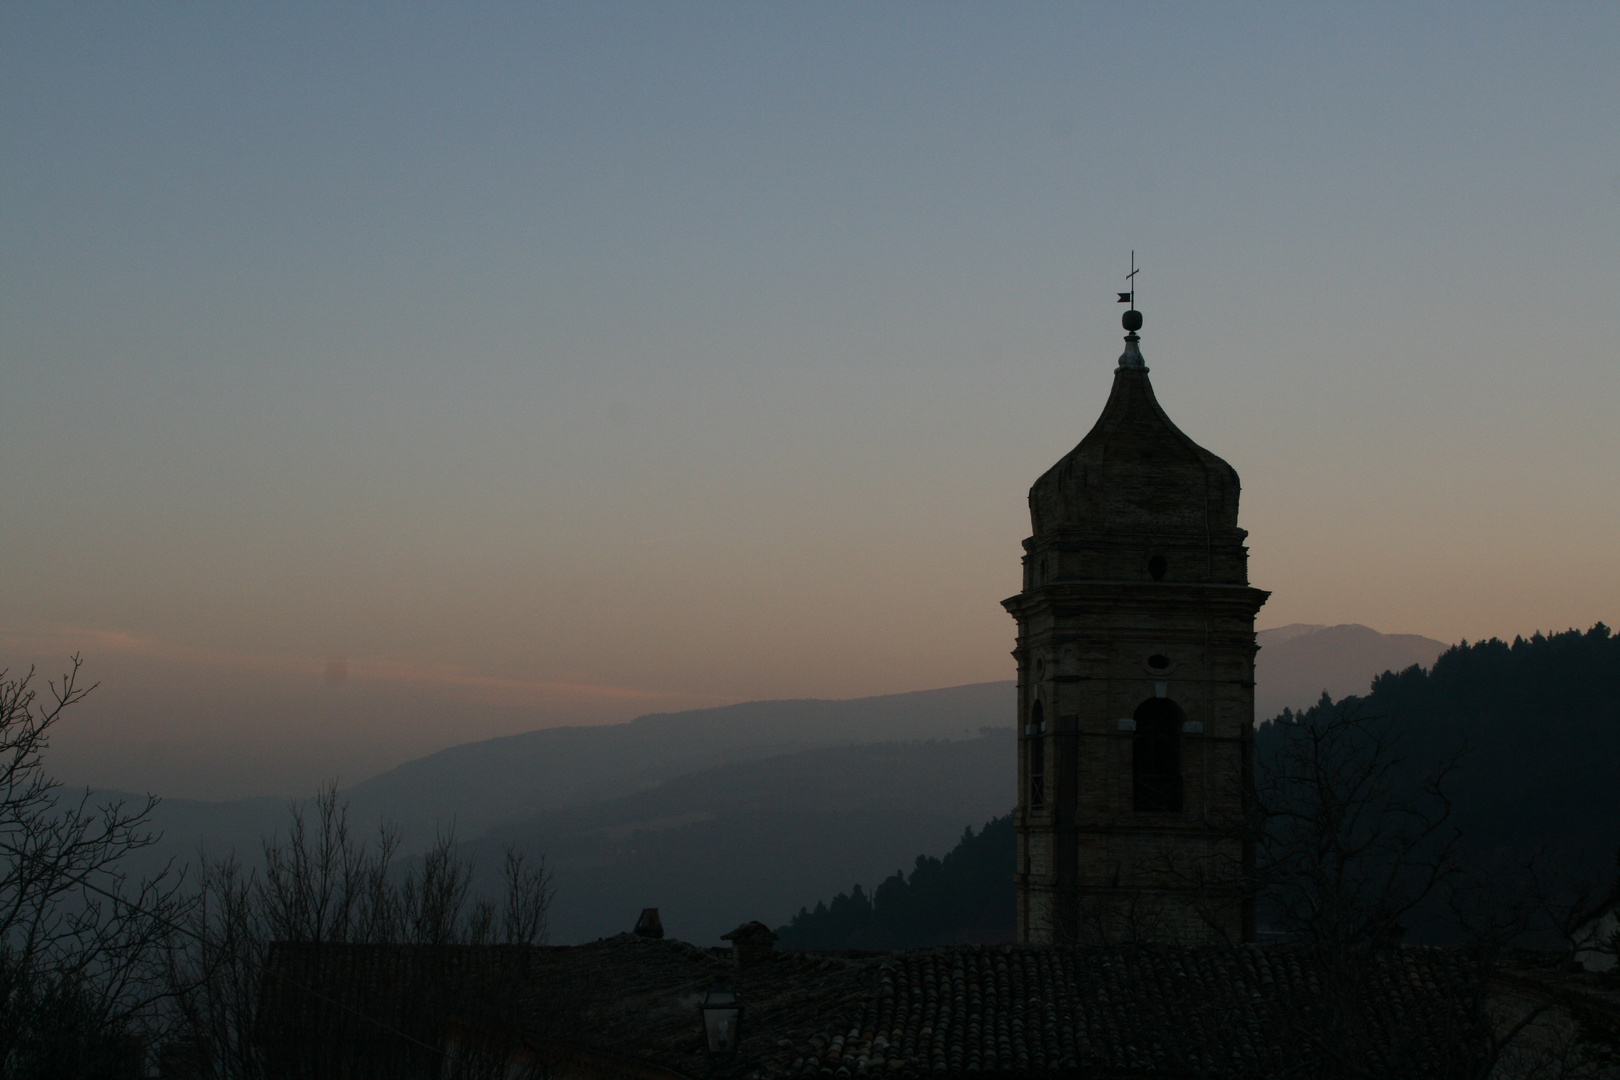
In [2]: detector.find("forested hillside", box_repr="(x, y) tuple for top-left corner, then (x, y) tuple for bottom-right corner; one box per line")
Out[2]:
(775, 815), (1016, 949)
(780, 625), (1618, 949)
(1259, 623), (1620, 858)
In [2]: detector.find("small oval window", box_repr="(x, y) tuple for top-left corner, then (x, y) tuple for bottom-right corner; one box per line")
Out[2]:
(1147, 654), (1171, 670)
(1148, 555), (1168, 581)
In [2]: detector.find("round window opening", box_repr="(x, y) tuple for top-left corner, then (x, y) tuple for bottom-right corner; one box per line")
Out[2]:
(1148, 555), (1168, 581)
(1147, 654), (1171, 671)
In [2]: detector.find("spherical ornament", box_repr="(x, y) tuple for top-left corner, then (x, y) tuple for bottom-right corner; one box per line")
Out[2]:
(1121, 309), (1143, 332)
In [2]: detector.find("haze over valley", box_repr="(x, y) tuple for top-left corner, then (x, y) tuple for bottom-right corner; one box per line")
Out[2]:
(96, 622), (1474, 944)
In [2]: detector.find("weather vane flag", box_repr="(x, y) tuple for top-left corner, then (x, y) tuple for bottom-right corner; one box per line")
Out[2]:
(1117, 251), (1139, 306)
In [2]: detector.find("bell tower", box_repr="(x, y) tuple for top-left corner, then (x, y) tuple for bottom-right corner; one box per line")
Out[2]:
(1004, 294), (1268, 944)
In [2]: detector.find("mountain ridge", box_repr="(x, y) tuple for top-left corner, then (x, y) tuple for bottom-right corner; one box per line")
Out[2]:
(1255, 623), (1447, 720)
(115, 681), (1015, 879)
(102, 625), (1449, 904)
(454, 731), (1017, 945)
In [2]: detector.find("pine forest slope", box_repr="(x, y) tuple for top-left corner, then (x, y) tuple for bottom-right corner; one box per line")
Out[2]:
(1260, 623), (1620, 859)
(785, 624), (1618, 950)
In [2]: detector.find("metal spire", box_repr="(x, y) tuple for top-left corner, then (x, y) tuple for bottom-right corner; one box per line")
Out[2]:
(1115, 252), (1146, 372)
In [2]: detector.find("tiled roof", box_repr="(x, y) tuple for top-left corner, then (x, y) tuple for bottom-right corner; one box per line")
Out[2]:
(258, 936), (1494, 1079)
(258, 934), (875, 1078)
(765, 944), (1486, 1079)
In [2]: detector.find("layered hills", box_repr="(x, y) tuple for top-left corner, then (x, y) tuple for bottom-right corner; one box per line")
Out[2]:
(459, 733), (1014, 946)
(102, 624), (1476, 944)
(126, 682), (1013, 882)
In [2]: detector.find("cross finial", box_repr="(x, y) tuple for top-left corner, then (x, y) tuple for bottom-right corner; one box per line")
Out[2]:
(1114, 251), (1146, 371)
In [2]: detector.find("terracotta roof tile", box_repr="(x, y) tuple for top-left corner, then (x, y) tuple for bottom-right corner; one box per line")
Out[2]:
(258, 937), (1493, 1079)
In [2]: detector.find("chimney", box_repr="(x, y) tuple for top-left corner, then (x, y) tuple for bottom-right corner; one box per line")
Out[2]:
(633, 908), (664, 939)
(720, 921), (778, 966)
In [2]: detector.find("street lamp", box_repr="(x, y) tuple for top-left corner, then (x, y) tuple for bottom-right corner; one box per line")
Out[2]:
(698, 982), (743, 1055)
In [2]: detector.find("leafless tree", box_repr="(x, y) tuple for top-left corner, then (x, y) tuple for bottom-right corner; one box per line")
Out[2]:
(0, 656), (190, 1079)
(1070, 890), (1174, 946)
(1249, 702), (1478, 1077)
(1158, 699), (1474, 1076)
(168, 784), (553, 1079)
(1171, 698), (1619, 1078)
(1450, 847), (1620, 1080)
(1252, 699), (1464, 952)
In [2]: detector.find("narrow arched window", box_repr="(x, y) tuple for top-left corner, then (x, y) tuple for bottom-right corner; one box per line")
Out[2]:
(1028, 700), (1045, 807)
(1132, 698), (1184, 811)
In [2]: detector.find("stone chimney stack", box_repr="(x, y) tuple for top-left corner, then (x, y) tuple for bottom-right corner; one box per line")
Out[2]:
(721, 921), (778, 966)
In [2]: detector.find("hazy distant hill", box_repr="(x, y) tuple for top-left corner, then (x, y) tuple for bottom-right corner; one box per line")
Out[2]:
(110, 627), (1459, 921)
(321, 624), (1444, 844)
(455, 732), (1015, 946)
(123, 682), (1014, 877)
(1255, 623), (1447, 720)
(337, 681), (1013, 846)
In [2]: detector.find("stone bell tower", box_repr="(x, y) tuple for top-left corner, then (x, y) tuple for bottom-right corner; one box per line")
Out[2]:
(1004, 297), (1268, 944)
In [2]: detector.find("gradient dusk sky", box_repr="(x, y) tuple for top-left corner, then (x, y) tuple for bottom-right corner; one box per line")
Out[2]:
(3, 4), (1616, 799)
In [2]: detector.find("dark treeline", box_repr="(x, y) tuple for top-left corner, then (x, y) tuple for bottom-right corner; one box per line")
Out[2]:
(781, 623), (1619, 950)
(1260, 623), (1620, 860)
(775, 815), (1015, 950)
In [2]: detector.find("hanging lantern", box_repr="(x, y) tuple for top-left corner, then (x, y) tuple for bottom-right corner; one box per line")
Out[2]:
(698, 982), (743, 1054)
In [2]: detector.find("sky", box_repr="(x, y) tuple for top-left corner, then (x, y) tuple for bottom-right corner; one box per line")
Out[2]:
(3, 3), (1616, 800)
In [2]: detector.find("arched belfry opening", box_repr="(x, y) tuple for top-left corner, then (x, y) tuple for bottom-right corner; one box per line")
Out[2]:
(1004, 290), (1268, 945)
(1028, 700), (1046, 808)
(1131, 698), (1184, 812)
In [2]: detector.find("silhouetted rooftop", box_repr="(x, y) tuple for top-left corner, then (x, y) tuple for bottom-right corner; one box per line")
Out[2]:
(254, 935), (1544, 1079)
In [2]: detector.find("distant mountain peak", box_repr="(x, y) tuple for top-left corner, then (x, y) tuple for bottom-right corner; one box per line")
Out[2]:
(1257, 623), (1329, 644)
(1255, 623), (1448, 721)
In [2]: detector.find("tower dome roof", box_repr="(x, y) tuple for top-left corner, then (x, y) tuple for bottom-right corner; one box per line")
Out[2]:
(1028, 363), (1241, 539)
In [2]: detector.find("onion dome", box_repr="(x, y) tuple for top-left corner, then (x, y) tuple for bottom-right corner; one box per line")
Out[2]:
(1027, 311), (1243, 546)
